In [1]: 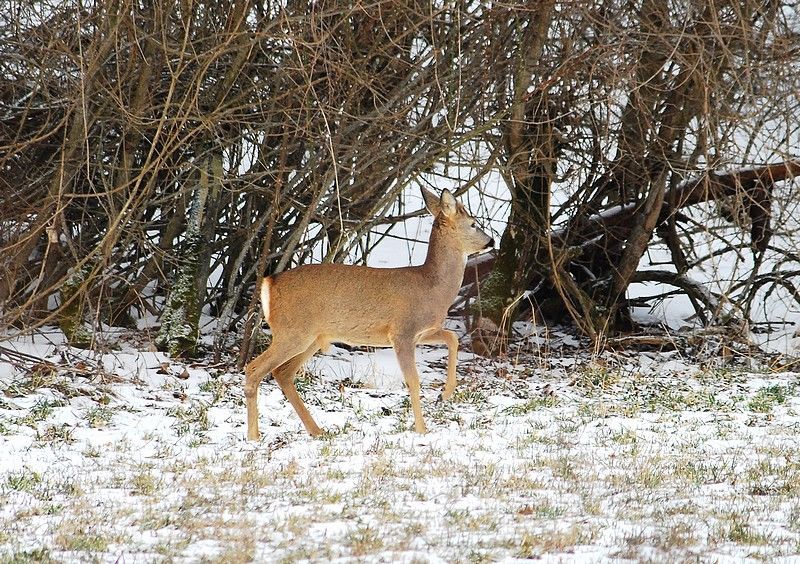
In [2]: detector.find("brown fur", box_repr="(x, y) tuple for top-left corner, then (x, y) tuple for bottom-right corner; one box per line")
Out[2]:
(244, 188), (493, 438)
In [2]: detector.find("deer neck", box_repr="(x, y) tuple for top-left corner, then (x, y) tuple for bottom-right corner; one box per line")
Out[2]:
(422, 220), (466, 296)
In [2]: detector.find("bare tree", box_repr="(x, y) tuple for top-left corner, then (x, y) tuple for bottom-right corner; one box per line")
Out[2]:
(469, 0), (800, 352)
(2, 0), (798, 360)
(0, 0), (492, 358)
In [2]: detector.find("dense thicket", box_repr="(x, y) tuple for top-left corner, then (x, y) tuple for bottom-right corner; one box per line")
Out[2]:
(2, 1), (799, 359)
(461, 1), (800, 353)
(0, 0), (493, 359)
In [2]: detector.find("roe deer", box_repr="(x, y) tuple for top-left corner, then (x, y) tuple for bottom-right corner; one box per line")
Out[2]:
(244, 188), (494, 439)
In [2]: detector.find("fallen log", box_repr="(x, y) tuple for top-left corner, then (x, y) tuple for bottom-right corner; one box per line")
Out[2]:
(460, 160), (800, 294)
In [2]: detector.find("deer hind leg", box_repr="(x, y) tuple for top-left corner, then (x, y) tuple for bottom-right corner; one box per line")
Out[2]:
(392, 335), (427, 434)
(244, 336), (313, 441)
(272, 341), (323, 437)
(420, 328), (459, 401)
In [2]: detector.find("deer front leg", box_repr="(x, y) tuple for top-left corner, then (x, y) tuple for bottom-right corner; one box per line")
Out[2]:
(392, 336), (427, 434)
(420, 328), (459, 401)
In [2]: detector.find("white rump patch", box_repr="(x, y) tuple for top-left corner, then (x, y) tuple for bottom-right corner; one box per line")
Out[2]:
(260, 277), (271, 323)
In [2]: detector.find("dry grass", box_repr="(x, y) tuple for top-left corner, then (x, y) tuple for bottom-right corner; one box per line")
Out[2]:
(1, 345), (800, 561)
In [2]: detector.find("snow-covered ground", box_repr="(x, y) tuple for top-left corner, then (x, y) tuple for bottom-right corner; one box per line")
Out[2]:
(1, 326), (799, 562)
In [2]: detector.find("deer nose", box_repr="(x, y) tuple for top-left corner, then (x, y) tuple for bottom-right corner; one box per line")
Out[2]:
(486, 238), (495, 248)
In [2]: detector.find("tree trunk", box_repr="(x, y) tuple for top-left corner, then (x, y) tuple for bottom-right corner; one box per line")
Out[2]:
(472, 1), (556, 354)
(155, 154), (216, 357)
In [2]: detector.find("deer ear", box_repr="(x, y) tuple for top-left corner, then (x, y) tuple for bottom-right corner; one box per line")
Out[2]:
(421, 187), (440, 215)
(440, 189), (457, 218)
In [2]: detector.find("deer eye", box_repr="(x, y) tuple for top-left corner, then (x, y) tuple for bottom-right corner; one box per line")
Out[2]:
(471, 222), (477, 229)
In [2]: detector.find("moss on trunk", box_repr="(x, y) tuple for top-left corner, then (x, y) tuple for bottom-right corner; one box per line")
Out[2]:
(59, 264), (94, 349)
(155, 233), (202, 357)
(156, 153), (214, 358)
(471, 227), (519, 355)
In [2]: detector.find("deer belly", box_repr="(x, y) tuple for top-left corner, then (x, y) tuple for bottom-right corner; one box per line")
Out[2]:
(325, 323), (394, 348)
